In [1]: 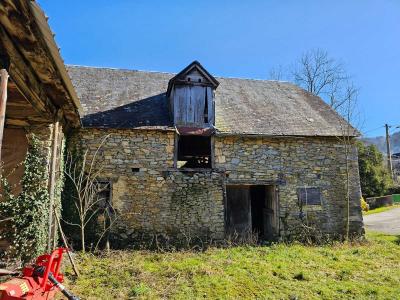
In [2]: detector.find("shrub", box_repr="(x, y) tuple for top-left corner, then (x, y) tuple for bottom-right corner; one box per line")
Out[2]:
(357, 141), (393, 198)
(360, 197), (369, 212)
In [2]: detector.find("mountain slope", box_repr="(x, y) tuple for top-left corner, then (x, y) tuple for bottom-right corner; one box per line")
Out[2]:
(362, 131), (400, 154)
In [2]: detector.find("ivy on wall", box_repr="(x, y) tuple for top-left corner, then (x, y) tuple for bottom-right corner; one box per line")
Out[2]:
(0, 134), (50, 262)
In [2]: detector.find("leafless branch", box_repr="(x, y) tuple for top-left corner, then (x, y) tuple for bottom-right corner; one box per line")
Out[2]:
(63, 135), (111, 252)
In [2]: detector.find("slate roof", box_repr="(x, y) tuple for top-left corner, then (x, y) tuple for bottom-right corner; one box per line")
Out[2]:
(67, 65), (358, 137)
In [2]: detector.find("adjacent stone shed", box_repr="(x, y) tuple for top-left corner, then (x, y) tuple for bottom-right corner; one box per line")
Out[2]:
(0, 0), (82, 252)
(67, 61), (363, 244)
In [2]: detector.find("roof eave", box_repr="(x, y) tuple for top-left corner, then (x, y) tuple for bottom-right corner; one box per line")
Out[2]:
(30, 1), (83, 124)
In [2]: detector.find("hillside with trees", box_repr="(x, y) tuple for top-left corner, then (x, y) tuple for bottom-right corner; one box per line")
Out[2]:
(362, 131), (400, 154)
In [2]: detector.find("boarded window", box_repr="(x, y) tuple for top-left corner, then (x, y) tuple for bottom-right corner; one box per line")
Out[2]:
(297, 187), (321, 206)
(172, 86), (214, 126)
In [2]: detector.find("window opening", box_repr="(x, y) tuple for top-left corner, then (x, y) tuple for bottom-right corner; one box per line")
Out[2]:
(297, 187), (321, 206)
(177, 135), (211, 168)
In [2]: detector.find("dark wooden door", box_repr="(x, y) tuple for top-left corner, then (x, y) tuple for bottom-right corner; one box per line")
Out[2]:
(263, 185), (278, 240)
(226, 186), (251, 234)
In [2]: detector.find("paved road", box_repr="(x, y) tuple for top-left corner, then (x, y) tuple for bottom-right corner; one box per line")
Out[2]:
(363, 207), (400, 235)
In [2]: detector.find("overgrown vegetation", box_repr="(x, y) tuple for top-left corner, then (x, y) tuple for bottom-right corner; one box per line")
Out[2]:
(61, 231), (400, 299)
(357, 141), (393, 198)
(61, 135), (115, 253)
(0, 135), (50, 262)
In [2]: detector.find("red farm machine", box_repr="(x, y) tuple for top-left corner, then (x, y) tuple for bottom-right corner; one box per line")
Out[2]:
(0, 248), (79, 300)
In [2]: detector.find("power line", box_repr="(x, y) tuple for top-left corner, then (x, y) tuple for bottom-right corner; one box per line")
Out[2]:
(363, 124), (400, 136)
(362, 125), (384, 135)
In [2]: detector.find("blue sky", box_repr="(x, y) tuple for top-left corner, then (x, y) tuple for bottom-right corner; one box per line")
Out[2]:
(38, 0), (399, 137)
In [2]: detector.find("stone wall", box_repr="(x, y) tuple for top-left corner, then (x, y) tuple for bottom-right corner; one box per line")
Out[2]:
(68, 129), (225, 245)
(69, 129), (363, 245)
(214, 136), (363, 237)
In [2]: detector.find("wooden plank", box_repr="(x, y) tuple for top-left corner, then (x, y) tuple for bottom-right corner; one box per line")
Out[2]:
(191, 86), (206, 125)
(172, 85), (211, 127)
(0, 0), (81, 128)
(206, 87), (214, 125)
(173, 86), (184, 125)
(226, 185), (251, 234)
(47, 120), (59, 251)
(0, 25), (56, 120)
(186, 86), (193, 123)
(169, 88), (174, 119)
(0, 0), (65, 105)
(0, 69), (9, 165)
(5, 118), (29, 127)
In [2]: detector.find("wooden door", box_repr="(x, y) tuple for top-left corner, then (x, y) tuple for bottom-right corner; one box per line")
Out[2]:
(226, 186), (251, 234)
(263, 185), (278, 239)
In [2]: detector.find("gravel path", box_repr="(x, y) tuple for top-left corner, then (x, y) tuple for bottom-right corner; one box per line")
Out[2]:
(363, 207), (400, 235)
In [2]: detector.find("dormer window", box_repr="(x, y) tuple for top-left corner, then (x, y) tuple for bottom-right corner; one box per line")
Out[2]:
(168, 61), (219, 170)
(167, 61), (219, 128)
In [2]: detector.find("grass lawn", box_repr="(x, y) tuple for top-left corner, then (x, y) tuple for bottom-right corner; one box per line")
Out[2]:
(363, 204), (400, 216)
(62, 231), (400, 300)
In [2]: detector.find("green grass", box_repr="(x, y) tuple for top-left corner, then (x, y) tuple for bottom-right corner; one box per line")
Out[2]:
(363, 204), (400, 216)
(60, 231), (400, 299)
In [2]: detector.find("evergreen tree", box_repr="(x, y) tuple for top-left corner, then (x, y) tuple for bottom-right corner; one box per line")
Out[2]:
(357, 141), (392, 198)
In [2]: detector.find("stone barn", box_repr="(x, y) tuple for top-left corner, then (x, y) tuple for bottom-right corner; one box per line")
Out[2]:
(67, 61), (363, 244)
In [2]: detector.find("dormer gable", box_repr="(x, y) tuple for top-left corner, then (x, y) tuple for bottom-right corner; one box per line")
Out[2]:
(167, 61), (219, 96)
(167, 61), (219, 128)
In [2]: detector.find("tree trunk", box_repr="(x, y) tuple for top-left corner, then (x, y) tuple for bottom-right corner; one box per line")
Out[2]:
(81, 224), (85, 253)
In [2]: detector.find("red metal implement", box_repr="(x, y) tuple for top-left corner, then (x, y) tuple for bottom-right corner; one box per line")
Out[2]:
(0, 248), (79, 300)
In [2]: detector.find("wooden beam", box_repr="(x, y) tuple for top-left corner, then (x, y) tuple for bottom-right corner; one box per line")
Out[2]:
(0, 69), (9, 166)
(47, 119), (59, 252)
(5, 119), (29, 127)
(0, 0), (81, 128)
(0, 25), (56, 120)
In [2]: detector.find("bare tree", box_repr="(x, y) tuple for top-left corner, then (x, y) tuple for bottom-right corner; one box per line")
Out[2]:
(292, 49), (348, 101)
(268, 64), (286, 81)
(269, 49), (357, 113)
(335, 85), (360, 240)
(63, 136), (115, 252)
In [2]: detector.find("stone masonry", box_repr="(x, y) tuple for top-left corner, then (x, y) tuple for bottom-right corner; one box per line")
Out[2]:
(215, 135), (363, 237)
(69, 128), (363, 244)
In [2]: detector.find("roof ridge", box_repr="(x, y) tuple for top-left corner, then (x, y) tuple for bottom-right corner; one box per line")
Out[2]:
(216, 75), (293, 84)
(66, 64), (293, 84)
(66, 64), (175, 76)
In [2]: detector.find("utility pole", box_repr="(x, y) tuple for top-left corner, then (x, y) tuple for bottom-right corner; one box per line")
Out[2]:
(385, 124), (394, 180)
